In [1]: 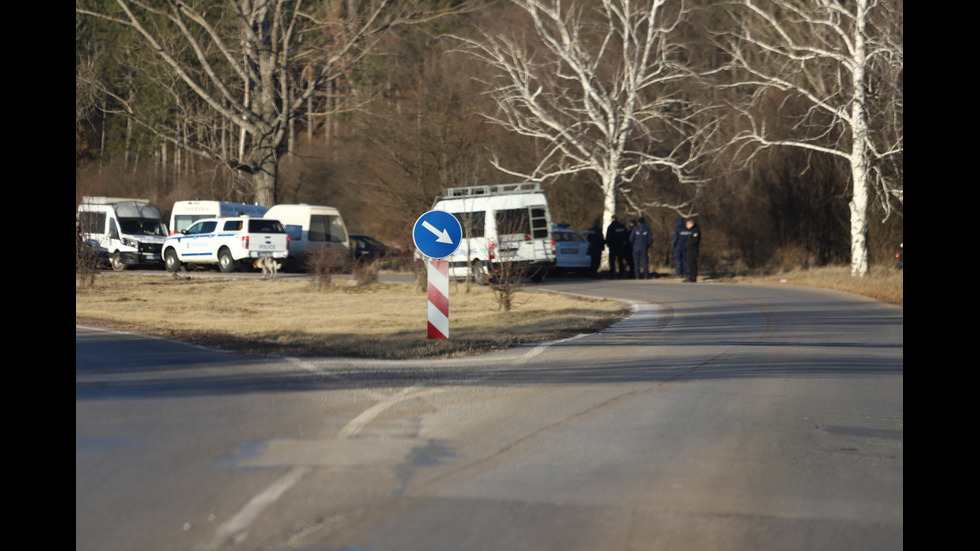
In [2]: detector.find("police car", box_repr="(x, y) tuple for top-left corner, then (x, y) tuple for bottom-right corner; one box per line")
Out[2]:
(551, 224), (590, 275)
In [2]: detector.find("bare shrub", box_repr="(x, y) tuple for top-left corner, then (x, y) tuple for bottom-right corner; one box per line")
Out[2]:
(76, 235), (98, 288)
(489, 258), (531, 311)
(766, 243), (818, 273)
(306, 246), (350, 291)
(350, 257), (379, 287)
(485, 209), (544, 311)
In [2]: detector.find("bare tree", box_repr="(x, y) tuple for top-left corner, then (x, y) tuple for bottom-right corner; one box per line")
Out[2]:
(454, 0), (717, 247)
(76, 0), (464, 206)
(724, 0), (903, 276)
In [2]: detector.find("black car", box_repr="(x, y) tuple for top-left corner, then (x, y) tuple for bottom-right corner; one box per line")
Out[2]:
(350, 234), (396, 261)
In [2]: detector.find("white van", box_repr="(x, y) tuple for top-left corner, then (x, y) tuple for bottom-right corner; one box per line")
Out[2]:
(430, 182), (554, 283)
(169, 200), (269, 235)
(263, 204), (350, 270)
(77, 196), (170, 270)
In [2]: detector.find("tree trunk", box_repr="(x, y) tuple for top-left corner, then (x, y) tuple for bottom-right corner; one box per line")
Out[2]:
(848, 0), (870, 277)
(250, 139), (278, 207)
(601, 171), (618, 271)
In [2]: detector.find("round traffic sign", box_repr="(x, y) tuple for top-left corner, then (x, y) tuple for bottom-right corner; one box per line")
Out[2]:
(413, 210), (463, 259)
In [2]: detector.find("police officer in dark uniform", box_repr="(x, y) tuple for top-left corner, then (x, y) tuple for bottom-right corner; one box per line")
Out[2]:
(672, 217), (688, 279)
(605, 215), (629, 279)
(586, 219), (604, 278)
(685, 218), (701, 283)
(629, 217), (653, 280)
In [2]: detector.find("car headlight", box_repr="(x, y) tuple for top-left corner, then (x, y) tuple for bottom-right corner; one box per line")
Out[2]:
(123, 237), (139, 248)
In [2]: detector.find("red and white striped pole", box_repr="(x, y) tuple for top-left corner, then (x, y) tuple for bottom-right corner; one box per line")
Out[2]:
(427, 260), (450, 339)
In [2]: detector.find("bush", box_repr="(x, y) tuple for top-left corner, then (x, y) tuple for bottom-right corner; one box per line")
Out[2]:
(76, 237), (98, 288)
(350, 257), (380, 286)
(305, 246), (350, 291)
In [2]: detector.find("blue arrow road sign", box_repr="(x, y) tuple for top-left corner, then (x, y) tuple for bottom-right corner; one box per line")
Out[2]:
(413, 210), (463, 259)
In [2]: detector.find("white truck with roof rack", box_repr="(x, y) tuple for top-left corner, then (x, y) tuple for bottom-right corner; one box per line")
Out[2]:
(430, 182), (554, 283)
(76, 196), (169, 270)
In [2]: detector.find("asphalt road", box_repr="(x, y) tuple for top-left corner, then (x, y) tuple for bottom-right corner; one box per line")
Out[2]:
(76, 277), (903, 551)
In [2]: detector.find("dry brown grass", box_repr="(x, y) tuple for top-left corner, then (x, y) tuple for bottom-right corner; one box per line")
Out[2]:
(726, 264), (903, 308)
(75, 274), (629, 359)
(76, 264), (900, 360)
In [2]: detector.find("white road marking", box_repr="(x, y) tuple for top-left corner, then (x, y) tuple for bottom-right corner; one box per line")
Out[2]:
(209, 466), (310, 547)
(208, 385), (442, 548)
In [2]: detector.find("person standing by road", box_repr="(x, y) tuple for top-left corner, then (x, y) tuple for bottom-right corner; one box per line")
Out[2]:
(629, 217), (653, 280)
(625, 219), (636, 277)
(672, 217), (688, 279)
(586, 219), (604, 278)
(685, 218), (701, 283)
(605, 215), (629, 279)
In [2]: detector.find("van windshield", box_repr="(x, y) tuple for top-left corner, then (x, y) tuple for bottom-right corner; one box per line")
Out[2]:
(119, 218), (168, 236)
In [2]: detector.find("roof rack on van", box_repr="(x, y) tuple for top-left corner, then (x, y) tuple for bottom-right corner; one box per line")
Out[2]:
(82, 196), (151, 206)
(438, 182), (542, 200)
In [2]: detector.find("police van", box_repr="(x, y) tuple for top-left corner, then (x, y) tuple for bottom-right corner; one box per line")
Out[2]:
(169, 200), (269, 235)
(430, 183), (554, 283)
(77, 196), (170, 270)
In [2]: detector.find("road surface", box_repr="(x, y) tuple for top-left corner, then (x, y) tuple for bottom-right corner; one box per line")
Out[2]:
(76, 278), (903, 551)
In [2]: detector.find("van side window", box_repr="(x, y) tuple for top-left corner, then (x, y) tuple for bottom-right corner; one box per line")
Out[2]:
(285, 225), (303, 241)
(78, 211), (105, 234)
(309, 215), (329, 242)
(328, 216), (347, 243)
(453, 211), (485, 238)
(495, 208), (530, 235)
(309, 214), (346, 242)
(529, 207), (549, 238)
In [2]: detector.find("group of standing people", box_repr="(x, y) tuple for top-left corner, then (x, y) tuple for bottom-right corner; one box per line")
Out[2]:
(587, 215), (700, 282)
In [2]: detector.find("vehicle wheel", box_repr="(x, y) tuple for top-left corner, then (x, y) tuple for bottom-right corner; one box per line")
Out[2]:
(110, 252), (127, 271)
(218, 248), (238, 273)
(164, 249), (182, 272)
(472, 260), (490, 286)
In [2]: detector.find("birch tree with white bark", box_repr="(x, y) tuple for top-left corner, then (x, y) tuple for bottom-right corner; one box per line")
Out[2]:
(76, 0), (461, 206)
(725, 0), (903, 276)
(455, 0), (716, 243)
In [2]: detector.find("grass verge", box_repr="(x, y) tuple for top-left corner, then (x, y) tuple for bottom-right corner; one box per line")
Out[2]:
(76, 265), (900, 360)
(75, 274), (629, 360)
(725, 264), (903, 308)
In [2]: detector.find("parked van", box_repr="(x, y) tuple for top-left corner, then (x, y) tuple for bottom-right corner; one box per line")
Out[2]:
(77, 196), (169, 270)
(169, 200), (269, 235)
(263, 204), (350, 270)
(430, 182), (554, 283)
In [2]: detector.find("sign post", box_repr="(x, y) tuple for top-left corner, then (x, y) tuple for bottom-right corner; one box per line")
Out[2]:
(413, 211), (463, 339)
